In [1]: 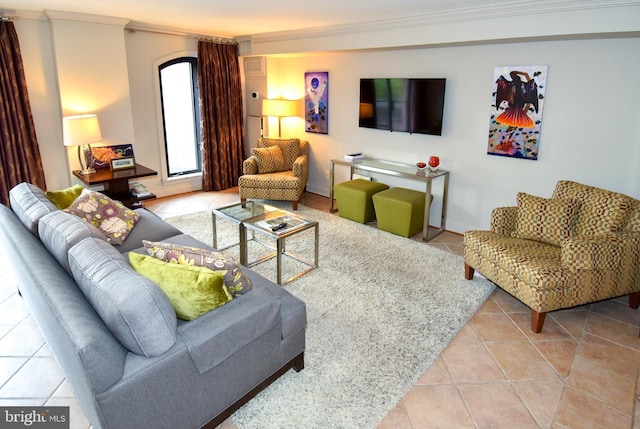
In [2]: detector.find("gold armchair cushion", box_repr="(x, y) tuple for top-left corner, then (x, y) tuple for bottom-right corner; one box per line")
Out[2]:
(561, 233), (624, 270)
(491, 206), (518, 236)
(252, 145), (286, 173)
(513, 192), (580, 246)
(261, 137), (301, 167)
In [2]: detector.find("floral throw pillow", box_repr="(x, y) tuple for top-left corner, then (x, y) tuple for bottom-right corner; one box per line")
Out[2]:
(142, 240), (254, 297)
(65, 190), (140, 245)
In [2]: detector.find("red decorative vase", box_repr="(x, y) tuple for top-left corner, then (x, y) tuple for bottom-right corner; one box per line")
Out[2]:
(428, 156), (440, 172)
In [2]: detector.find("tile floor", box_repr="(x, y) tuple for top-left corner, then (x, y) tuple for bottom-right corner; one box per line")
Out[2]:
(1, 188), (639, 428)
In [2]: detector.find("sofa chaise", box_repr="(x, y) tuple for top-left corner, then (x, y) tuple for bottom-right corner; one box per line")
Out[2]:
(0, 182), (307, 429)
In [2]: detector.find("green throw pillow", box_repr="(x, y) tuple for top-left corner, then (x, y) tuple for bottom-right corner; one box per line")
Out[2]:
(45, 184), (84, 209)
(129, 253), (232, 321)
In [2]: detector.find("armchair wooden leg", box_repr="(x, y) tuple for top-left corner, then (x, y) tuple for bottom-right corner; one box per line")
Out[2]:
(531, 310), (546, 333)
(464, 263), (474, 280)
(629, 292), (640, 309)
(292, 201), (298, 210)
(241, 198), (246, 208)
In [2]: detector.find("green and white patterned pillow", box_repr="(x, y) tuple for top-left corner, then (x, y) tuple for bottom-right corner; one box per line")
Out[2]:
(513, 192), (580, 246)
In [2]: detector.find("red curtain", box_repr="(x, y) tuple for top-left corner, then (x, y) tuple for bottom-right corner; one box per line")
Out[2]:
(0, 21), (46, 206)
(197, 41), (246, 191)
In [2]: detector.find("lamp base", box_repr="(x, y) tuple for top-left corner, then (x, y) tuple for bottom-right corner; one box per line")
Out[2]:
(78, 167), (96, 175)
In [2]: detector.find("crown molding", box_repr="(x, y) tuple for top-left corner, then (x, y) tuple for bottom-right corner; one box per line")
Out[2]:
(246, 0), (640, 43)
(43, 10), (130, 27)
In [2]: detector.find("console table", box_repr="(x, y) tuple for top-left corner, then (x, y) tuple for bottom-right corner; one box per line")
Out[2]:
(72, 163), (157, 209)
(329, 158), (449, 241)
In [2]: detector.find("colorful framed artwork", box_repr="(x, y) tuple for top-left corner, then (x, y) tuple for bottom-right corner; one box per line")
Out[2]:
(305, 71), (328, 134)
(487, 65), (548, 160)
(92, 144), (135, 169)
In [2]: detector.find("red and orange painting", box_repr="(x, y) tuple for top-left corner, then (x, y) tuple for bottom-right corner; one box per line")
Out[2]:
(488, 65), (548, 160)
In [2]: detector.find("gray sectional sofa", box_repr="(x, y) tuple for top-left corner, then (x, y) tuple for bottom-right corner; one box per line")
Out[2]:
(0, 182), (306, 429)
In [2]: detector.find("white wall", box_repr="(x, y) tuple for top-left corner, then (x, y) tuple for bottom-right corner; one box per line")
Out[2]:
(265, 37), (640, 232)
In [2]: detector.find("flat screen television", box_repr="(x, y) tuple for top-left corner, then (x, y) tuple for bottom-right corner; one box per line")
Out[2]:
(358, 78), (446, 136)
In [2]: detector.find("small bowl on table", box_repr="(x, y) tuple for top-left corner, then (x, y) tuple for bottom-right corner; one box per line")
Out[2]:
(416, 162), (427, 171)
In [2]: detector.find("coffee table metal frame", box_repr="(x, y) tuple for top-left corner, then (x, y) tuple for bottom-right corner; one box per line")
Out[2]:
(212, 201), (319, 285)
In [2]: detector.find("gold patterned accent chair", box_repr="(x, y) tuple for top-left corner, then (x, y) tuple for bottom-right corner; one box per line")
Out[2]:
(238, 138), (309, 210)
(464, 180), (640, 333)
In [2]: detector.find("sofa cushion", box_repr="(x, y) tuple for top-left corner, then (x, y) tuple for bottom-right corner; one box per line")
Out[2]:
(9, 182), (58, 236)
(513, 192), (580, 246)
(68, 237), (177, 357)
(45, 184), (84, 209)
(142, 240), (253, 297)
(552, 180), (632, 236)
(65, 190), (140, 245)
(261, 138), (301, 168)
(252, 145), (286, 173)
(38, 210), (106, 273)
(129, 253), (233, 321)
(116, 209), (183, 253)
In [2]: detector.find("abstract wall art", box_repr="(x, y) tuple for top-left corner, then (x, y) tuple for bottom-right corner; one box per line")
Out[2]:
(305, 71), (328, 134)
(488, 65), (548, 160)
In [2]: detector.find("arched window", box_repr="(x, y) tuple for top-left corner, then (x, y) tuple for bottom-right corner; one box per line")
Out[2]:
(158, 57), (201, 177)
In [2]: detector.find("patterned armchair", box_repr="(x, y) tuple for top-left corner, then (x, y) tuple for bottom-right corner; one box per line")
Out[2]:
(464, 180), (640, 333)
(238, 138), (309, 210)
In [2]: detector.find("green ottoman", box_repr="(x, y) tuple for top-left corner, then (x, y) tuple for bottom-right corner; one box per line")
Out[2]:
(372, 187), (426, 237)
(334, 179), (389, 223)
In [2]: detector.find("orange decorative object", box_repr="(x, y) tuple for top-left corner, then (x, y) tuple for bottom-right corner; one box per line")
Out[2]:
(428, 156), (440, 171)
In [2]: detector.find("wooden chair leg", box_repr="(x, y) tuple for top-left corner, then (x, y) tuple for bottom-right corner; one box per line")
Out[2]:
(240, 198), (247, 208)
(630, 291), (640, 309)
(292, 200), (298, 210)
(464, 263), (474, 280)
(531, 310), (546, 333)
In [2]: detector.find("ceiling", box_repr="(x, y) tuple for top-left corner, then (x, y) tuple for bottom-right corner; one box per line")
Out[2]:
(3, 0), (520, 38)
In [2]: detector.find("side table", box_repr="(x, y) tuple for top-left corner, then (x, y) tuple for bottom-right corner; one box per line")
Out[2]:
(72, 163), (157, 209)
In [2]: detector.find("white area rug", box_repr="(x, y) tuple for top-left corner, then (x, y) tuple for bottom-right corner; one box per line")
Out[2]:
(165, 204), (495, 429)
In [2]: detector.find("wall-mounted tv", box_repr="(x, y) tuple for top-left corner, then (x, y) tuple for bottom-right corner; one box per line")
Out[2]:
(358, 78), (446, 136)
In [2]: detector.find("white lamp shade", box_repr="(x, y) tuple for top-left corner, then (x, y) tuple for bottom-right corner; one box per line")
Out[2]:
(63, 114), (102, 147)
(261, 99), (297, 117)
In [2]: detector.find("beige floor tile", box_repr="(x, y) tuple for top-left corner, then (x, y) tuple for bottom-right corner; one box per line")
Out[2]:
(590, 299), (640, 327)
(457, 382), (538, 428)
(448, 323), (481, 345)
(485, 341), (558, 381)
(416, 357), (452, 385)
(403, 384), (474, 428)
(532, 339), (579, 378)
(585, 314), (640, 351)
(490, 288), (530, 313)
(376, 400), (412, 429)
(475, 297), (503, 314)
(578, 333), (640, 379)
(549, 309), (589, 340)
(555, 387), (632, 429)
(567, 357), (635, 414)
(509, 311), (574, 341)
(512, 379), (564, 428)
(470, 312), (526, 342)
(441, 342), (505, 383)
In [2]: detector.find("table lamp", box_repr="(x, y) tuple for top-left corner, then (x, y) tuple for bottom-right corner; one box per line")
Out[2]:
(261, 99), (297, 137)
(63, 114), (102, 175)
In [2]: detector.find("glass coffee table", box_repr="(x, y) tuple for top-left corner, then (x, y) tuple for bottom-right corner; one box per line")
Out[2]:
(212, 201), (319, 285)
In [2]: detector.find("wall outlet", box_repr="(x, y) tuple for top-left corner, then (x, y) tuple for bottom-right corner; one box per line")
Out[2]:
(324, 170), (330, 179)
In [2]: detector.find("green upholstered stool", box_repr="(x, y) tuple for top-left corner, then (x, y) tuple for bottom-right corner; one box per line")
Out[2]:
(372, 187), (426, 237)
(334, 179), (389, 223)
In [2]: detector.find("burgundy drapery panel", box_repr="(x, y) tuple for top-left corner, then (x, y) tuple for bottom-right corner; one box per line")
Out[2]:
(0, 22), (46, 206)
(197, 41), (245, 191)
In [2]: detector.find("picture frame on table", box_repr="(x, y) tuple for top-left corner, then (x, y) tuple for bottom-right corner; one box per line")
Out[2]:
(110, 156), (136, 171)
(92, 144), (135, 169)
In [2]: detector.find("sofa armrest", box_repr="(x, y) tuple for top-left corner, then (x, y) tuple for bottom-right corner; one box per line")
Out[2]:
(292, 155), (308, 178)
(561, 232), (630, 270)
(243, 157), (258, 175)
(490, 206), (517, 236)
(177, 286), (281, 374)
